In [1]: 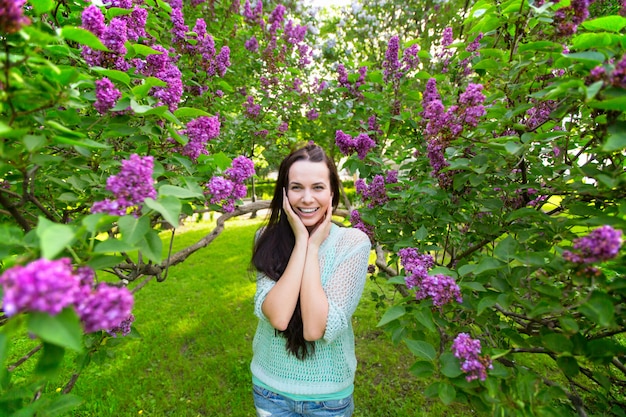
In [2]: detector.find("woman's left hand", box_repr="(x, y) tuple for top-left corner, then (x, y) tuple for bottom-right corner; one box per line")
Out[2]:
(308, 203), (333, 248)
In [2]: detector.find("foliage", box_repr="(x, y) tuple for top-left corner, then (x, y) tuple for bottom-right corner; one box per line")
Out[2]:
(0, 0), (625, 416)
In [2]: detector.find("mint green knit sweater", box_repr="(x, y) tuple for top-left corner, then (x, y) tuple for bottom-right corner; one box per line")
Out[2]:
(250, 224), (371, 397)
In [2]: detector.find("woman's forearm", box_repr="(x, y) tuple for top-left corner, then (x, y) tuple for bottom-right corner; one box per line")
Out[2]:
(261, 239), (308, 331)
(300, 245), (329, 341)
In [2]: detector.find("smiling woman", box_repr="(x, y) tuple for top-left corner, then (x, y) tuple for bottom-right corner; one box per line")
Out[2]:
(250, 143), (372, 417)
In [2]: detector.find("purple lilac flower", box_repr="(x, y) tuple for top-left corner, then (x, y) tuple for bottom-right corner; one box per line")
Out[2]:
(383, 35), (400, 82)
(92, 154), (156, 216)
(306, 108), (319, 120)
(356, 175), (390, 208)
(401, 44), (421, 74)
(554, 0), (591, 36)
(452, 333), (493, 382)
(102, 18), (128, 55)
(225, 156), (255, 183)
(610, 55), (626, 89)
(525, 99), (557, 130)
(268, 4), (286, 34)
(181, 115), (221, 161)
(298, 43), (312, 67)
(171, 7), (189, 47)
(398, 248), (434, 288)
(151, 64), (183, 111)
(215, 46), (231, 77)
(126, 6), (148, 41)
(334, 130), (375, 160)
(277, 121), (289, 133)
(350, 210), (375, 240)
(415, 274), (463, 306)
(81, 5), (106, 37)
(458, 83), (486, 127)
(206, 156), (255, 212)
(0, 0), (30, 33)
(284, 20), (308, 44)
(563, 225), (623, 264)
(168, 0), (182, 9)
(107, 314), (135, 337)
(94, 78), (121, 114)
(243, 95), (261, 119)
(76, 283), (134, 334)
(245, 36), (259, 52)
(0, 258), (80, 317)
(108, 0), (133, 8)
(243, 0), (263, 24)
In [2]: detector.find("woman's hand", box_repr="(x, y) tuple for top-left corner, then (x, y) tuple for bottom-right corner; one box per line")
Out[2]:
(282, 188), (309, 242)
(308, 201), (333, 248)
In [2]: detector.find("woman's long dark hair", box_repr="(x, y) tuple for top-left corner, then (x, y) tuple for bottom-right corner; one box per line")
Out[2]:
(252, 143), (340, 359)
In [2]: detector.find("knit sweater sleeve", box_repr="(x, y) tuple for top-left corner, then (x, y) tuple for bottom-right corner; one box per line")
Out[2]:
(322, 228), (371, 343)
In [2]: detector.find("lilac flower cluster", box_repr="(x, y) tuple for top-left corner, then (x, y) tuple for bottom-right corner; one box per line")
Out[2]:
(335, 130), (376, 160)
(355, 171), (398, 208)
(243, 0), (263, 25)
(350, 210), (375, 240)
(0, 258), (81, 317)
(243, 95), (262, 119)
(81, 7), (130, 71)
(0, 0), (30, 34)
(383, 36), (421, 82)
(135, 45), (183, 111)
(0, 258), (135, 336)
(245, 36), (259, 52)
(205, 156), (255, 212)
(525, 99), (557, 130)
(76, 283), (134, 334)
(94, 78), (121, 114)
(92, 154), (157, 216)
(563, 225), (623, 264)
(451, 333), (493, 382)
(108, 314), (135, 337)
(457, 33), (483, 76)
(421, 78), (486, 187)
(336, 64), (367, 99)
(437, 27), (455, 73)
(383, 36), (400, 82)
(609, 55), (626, 89)
(180, 116), (221, 161)
(399, 247), (463, 307)
(554, 0), (591, 36)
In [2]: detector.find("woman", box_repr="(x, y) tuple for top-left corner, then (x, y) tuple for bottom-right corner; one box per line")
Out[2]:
(251, 143), (371, 417)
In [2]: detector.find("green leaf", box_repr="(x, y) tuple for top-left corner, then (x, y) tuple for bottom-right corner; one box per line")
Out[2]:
(91, 68), (131, 86)
(94, 238), (136, 254)
(440, 352), (463, 378)
(118, 215), (150, 245)
(43, 394), (84, 417)
(438, 383), (456, 405)
(409, 361), (435, 378)
(30, 0), (55, 14)
(578, 290), (615, 327)
(590, 95), (626, 112)
(542, 333), (573, 353)
(36, 217), (75, 259)
(603, 122), (626, 151)
(477, 296), (498, 316)
(474, 257), (505, 275)
(158, 184), (203, 199)
(405, 339), (436, 362)
(138, 229), (163, 263)
(173, 107), (212, 118)
(556, 355), (580, 377)
(377, 305), (406, 327)
(494, 235), (518, 261)
(61, 27), (108, 51)
(581, 16), (626, 32)
(130, 44), (164, 57)
(0, 332), (8, 366)
(35, 342), (66, 376)
(28, 309), (83, 352)
(144, 196), (181, 228)
(413, 306), (436, 332)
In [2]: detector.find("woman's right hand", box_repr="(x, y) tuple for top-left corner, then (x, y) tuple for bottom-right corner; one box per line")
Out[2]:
(282, 188), (308, 241)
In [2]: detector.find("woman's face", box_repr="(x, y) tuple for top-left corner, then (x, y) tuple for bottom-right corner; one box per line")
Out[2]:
(286, 160), (333, 230)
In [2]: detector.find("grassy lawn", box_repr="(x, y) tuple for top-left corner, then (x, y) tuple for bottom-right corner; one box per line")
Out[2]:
(11, 216), (475, 416)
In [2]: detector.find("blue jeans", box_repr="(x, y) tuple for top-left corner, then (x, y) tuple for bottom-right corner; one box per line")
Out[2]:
(252, 384), (354, 417)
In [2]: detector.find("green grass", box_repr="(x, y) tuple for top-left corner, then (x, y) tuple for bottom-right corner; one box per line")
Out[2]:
(9, 217), (475, 416)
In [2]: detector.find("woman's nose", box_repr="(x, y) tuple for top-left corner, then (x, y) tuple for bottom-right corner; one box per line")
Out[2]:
(302, 189), (313, 202)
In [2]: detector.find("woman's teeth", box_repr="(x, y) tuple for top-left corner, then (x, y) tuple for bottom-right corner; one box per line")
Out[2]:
(299, 208), (318, 213)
